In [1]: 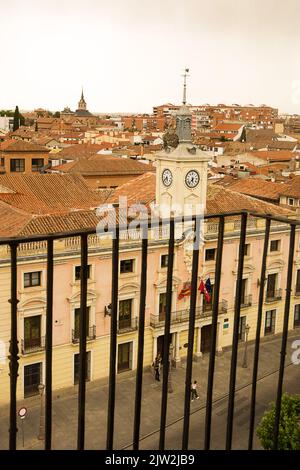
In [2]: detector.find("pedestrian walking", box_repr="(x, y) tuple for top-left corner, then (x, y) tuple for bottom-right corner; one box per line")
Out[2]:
(191, 380), (199, 401)
(153, 354), (161, 381)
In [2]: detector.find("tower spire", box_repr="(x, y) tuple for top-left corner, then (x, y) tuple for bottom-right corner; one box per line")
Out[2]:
(176, 68), (192, 143)
(182, 68), (189, 105)
(78, 87), (87, 111)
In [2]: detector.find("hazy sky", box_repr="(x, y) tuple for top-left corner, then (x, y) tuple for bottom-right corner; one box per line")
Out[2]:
(1, 0), (300, 114)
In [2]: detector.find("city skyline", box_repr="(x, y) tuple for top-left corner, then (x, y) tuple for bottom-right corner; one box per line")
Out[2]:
(1, 0), (300, 115)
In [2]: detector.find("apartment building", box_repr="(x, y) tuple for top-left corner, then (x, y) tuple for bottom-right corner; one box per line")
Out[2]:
(0, 140), (50, 174)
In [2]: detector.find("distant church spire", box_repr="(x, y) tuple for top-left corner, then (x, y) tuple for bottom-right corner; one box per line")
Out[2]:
(176, 68), (192, 143)
(78, 87), (87, 111)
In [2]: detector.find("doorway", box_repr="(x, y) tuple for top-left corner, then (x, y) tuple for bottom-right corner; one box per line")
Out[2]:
(157, 333), (173, 360)
(118, 342), (133, 373)
(201, 325), (212, 353)
(24, 362), (42, 397)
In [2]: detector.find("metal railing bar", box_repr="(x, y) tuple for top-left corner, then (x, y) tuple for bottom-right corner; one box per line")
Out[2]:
(106, 226), (119, 450)
(273, 224), (296, 449)
(77, 234), (88, 450)
(133, 223), (148, 450)
(226, 211), (248, 450)
(45, 239), (54, 450)
(248, 211), (300, 225)
(204, 215), (225, 450)
(8, 242), (19, 450)
(182, 217), (201, 450)
(2, 209), (297, 245)
(159, 218), (175, 450)
(248, 217), (271, 450)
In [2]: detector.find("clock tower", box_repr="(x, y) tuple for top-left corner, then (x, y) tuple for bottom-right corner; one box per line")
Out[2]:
(155, 70), (210, 217)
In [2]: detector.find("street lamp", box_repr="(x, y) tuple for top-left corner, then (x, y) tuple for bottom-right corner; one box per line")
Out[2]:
(37, 383), (45, 440)
(168, 344), (174, 393)
(242, 324), (251, 368)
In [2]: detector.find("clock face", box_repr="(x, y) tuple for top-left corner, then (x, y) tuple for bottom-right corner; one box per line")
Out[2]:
(162, 168), (173, 187)
(185, 170), (200, 188)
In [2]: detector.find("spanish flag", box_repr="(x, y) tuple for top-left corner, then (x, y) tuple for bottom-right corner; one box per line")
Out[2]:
(178, 282), (191, 300)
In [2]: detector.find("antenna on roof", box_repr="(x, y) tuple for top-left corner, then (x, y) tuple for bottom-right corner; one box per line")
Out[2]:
(181, 68), (190, 105)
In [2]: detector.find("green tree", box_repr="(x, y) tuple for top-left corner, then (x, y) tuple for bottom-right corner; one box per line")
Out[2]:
(13, 105), (20, 131)
(256, 393), (300, 450)
(0, 109), (14, 117)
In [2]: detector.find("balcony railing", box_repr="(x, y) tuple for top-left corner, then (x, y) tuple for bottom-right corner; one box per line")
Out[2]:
(265, 288), (282, 302)
(202, 299), (228, 315)
(117, 317), (138, 333)
(150, 308), (200, 327)
(2, 210), (299, 451)
(21, 336), (45, 355)
(72, 325), (96, 343)
(239, 294), (252, 308)
(150, 301), (228, 327)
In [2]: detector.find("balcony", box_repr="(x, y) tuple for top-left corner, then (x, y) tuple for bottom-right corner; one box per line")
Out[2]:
(21, 336), (45, 355)
(202, 299), (228, 316)
(150, 301), (228, 328)
(72, 325), (96, 343)
(117, 317), (138, 333)
(150, 308), (199, 328)
(265, 288), (282, 303)
(239, 294), (252, 308)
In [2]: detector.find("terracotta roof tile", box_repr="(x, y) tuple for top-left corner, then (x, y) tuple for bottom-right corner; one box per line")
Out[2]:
(278, 176), (300, 198)
(0, 174), (103, 213)
(54, 143), (104, 160)
(249, 150), (293, 161)
(0, 140), (49, 153)
(55, 155), (155, 176)
(20, 210), (101, 236)
(107, 172), (293, 217)
(0, 202), (31, 236)
(228, 178), (284, 201)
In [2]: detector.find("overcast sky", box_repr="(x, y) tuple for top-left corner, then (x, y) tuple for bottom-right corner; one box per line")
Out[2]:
(1, 0), (300, 114)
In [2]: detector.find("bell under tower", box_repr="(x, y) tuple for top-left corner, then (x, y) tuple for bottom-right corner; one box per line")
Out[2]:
(155, 69), (211, 217)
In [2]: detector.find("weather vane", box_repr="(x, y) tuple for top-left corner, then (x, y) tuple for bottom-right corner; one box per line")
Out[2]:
(181, 68), (190, 105)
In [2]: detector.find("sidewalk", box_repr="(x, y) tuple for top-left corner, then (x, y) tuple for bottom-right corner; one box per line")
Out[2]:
(0, 330), (299, 450)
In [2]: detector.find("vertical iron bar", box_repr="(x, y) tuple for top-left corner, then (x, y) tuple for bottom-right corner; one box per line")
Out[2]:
(77, 234), (88, 450)
(8, 242), (19, 450)
(45, 239), (54, 450)
(133, 223), (148, 450)
(159, 218), (175, 450)
(226, 211), (247, 450)
(106, 226), (119, 450)
(204, 215), (225, 449)
(273, 223), (296, 449)
(182, 216), (201, 450)
(248, 217), (271, 449)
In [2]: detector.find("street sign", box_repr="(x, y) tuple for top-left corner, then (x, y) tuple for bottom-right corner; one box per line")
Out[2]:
(18, 407), (27, 447)
(18, 407), (27, 419)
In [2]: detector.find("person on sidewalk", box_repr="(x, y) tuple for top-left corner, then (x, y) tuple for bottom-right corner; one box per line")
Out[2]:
(191, 381), (199, 401)
(153, 355), (161, 381)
